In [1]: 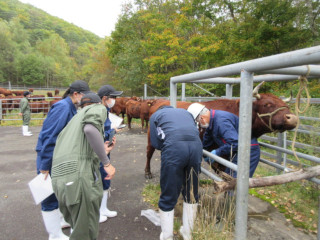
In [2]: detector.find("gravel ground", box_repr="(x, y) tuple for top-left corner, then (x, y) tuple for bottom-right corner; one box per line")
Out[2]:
(0, 125), (316, 240)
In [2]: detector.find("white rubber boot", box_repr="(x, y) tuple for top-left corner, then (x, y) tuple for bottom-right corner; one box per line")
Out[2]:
(41, 209), (69, 240)
(57, 209), (70, 229)
(159, 209), (174, 240)
(99, 215), (107, 223)
(179, 202), (197, 240)
(100, 190), (117, 217)
(22, 126), (32, 136)
(26, 125), (32, 135)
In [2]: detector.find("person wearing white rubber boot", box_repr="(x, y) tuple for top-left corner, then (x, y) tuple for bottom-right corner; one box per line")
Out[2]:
(159, 209), (174, 240)
(42, 209), (69, 240)
(97, 85), (123, 221)
(150, 106), (203, 240)
(100, 190), (117, 218)
(19, 91), (32, 136)
(179, 202), (198, 240)
(36, 80), (91, 240)
(52, 93), (116, 240)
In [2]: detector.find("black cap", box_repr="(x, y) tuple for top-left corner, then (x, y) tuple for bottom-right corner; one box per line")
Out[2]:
(97, 85), (123, 98)
(23, 91), (30, 96)
(80, 92), (101, 107)
(70, 80), (90, 94)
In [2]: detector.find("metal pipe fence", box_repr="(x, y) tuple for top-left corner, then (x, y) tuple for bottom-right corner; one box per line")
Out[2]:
(0, 97), (62, 121)
(169, 46), (320, 240)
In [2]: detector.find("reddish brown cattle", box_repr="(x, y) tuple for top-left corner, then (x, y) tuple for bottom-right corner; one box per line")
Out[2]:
(140, 99), (157, 129)
(29, 101), (50, 115)
(111, 97), (130, 121)
(144, 83), (298, 179)
(0, 88), (12, 96)
(54, 89), (60, 95)
(11, 90), (24, 96)
(30, 95), (45, 101)
(125, 98), (144, 129)
(47, 92), (53, 97)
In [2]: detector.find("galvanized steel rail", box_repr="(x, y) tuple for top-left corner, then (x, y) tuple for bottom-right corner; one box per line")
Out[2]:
(169, 46), (320, 240)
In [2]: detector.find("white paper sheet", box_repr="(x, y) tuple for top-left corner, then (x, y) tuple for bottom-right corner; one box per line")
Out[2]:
(28, 173), (54, 205)
(109, 112), (123, 129)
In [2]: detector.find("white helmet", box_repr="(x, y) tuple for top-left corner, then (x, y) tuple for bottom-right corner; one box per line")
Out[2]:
(187, 103), (205, 120)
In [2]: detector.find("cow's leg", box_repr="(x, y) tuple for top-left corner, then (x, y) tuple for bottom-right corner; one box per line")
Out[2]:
(145, 129), (155, 179)
(121, 113), (125, 123)
(128, 115), (132, 129)
(141, 117), (144, 130)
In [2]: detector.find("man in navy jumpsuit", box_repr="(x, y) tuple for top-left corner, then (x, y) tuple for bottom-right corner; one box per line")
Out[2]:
(150, 106), (202, 240)
(187, 103), (260, 178)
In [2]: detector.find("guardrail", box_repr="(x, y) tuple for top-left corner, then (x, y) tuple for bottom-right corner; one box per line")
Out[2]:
(169, 46), (320, 239)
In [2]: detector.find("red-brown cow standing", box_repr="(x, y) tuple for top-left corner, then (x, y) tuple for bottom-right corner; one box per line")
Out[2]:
(144, 83), (298, 179)
(125, 98), (144, 129)
(111, 97), (130, 121)
(140, 99), (157, 129)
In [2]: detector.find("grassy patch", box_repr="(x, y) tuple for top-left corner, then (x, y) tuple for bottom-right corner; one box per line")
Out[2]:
(250, 164), (319, 234)
(142, 183), (234, 239)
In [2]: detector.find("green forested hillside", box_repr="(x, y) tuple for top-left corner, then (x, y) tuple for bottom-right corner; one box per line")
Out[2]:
(0, 0), (108, 88)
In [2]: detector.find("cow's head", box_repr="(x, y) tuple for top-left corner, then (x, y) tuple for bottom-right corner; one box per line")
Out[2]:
(252, 82), (298, 138)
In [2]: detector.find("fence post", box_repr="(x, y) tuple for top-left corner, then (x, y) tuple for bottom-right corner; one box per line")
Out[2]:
(226, 84), (233, 98)
(235, 70), (253, 240)
(170, 80), (177, 108)
(181, 83), (186, 101)
(144, 84), (147, 100)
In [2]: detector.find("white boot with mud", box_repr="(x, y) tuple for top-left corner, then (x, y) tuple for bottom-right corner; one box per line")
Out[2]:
(41, 209), (69, 240)
(159, 209), (174, 240)
(100, 190), (117, 217)
(22, 125), (32, 136)
(179, 202), (197, 240)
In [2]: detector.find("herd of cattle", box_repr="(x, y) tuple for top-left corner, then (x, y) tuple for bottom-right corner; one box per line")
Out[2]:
(0, 87), (60, 116)
(1, 84), (298, 179)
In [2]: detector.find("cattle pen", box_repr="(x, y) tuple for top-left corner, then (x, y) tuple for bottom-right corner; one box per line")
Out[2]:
(169, 46), (320, 240)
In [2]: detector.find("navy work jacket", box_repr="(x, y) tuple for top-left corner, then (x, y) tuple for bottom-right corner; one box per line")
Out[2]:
(150, 106), (200, 150)
(203, 109), (258, 157)
(36, 97), (77, 171)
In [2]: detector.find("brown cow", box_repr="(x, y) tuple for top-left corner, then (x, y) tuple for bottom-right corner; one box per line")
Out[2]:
(0, 87), (12, 96)
(54, 89), (60, 95)
(47, 92), (53, 97)
(29, 100), (50, 115)
(125, 98), (144, 129)
(29, 95), (45, 101)
(11, 90), (24, 96)
(140, 99), (157, 129)
(144, 83), (298, 179)
(111, 97), (130, 121)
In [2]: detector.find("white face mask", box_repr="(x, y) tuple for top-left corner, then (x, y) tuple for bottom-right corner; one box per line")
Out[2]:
(107, 98), (115, 108)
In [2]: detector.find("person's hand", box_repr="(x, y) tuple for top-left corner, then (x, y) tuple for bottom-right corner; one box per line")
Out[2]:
(104, 138), (116, 154)
(40, 170), (49, 180)
(104, 164), (115, 180)
(115, 128), (121, 133)
(18, 113), (22, 116)
(203, 150), (217, 164)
